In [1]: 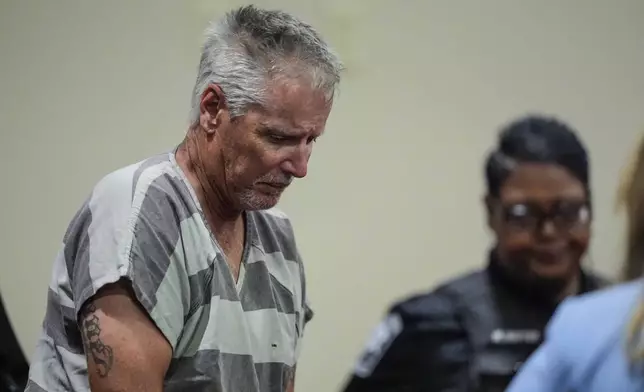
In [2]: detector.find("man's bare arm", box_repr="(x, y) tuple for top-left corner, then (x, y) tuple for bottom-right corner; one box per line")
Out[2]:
(79, 280), (172, 391)
(286, 365), (297, 392)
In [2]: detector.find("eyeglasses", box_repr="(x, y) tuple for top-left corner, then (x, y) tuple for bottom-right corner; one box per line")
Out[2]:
(500, 200), (590, 233)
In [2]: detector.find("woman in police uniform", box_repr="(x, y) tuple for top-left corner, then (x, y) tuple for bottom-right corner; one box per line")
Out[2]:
(341, 115), (608, 392)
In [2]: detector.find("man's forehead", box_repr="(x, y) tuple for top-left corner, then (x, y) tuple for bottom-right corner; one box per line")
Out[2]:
(265, 78), (330, 109)
(258, 82), (331, 133)
(259, 116), (325, 135)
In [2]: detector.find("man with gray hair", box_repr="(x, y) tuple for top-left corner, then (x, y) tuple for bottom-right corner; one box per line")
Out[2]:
(25, 5), (342, 392)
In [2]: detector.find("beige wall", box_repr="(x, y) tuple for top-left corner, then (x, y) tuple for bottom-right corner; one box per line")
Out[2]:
(1, 0), (643, 390)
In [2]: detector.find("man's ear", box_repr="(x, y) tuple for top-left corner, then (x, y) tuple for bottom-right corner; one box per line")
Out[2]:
(199, 84), (226, 135)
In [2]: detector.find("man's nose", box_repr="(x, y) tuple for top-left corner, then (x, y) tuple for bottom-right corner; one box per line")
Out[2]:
(282, 146), (310, 178)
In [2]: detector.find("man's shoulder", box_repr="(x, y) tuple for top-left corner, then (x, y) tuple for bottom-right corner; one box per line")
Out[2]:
(92, 153), (174, 200)
(89, 153), (196, 219)
(67, 152), (185, 241)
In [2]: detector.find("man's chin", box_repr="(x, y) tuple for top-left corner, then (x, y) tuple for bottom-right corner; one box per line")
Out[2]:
(239, 193), (281, 211)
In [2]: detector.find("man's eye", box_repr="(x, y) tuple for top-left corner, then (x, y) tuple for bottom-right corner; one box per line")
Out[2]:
(268, 134), (289, 143)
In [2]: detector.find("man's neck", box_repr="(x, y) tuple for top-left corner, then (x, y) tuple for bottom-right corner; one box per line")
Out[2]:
(175, 139), (246, 280)
(174, 138), (243, 234)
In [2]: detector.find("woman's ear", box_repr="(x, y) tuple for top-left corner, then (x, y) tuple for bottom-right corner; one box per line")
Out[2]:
(484, 194), (496, 231)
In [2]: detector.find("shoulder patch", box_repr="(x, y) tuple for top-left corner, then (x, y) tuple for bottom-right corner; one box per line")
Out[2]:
(353, 313), (403, 378)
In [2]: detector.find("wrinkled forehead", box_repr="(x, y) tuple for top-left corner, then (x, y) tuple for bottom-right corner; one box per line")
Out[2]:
(260, 77), (332, 134)
(499, 163), (587, 205)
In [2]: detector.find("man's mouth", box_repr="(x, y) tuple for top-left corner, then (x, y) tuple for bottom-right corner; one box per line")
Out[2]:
(259, 182), (289, 190)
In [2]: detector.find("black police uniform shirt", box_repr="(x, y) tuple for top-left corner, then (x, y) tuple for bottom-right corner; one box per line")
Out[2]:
(341, 252), (608, 392)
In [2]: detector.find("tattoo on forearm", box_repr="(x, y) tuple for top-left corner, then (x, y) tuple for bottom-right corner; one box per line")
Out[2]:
(287, 365), (296, 390)
(81, 303), (114, 378)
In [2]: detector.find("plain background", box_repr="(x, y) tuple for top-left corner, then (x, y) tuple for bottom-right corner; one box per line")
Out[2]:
(1, 0), (643, 390)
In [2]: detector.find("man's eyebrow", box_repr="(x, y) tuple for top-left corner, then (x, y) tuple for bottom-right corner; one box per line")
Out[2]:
(259, 124), (298, 136)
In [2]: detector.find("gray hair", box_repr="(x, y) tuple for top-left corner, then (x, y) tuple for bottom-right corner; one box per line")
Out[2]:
(189, 5), (344, 124)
